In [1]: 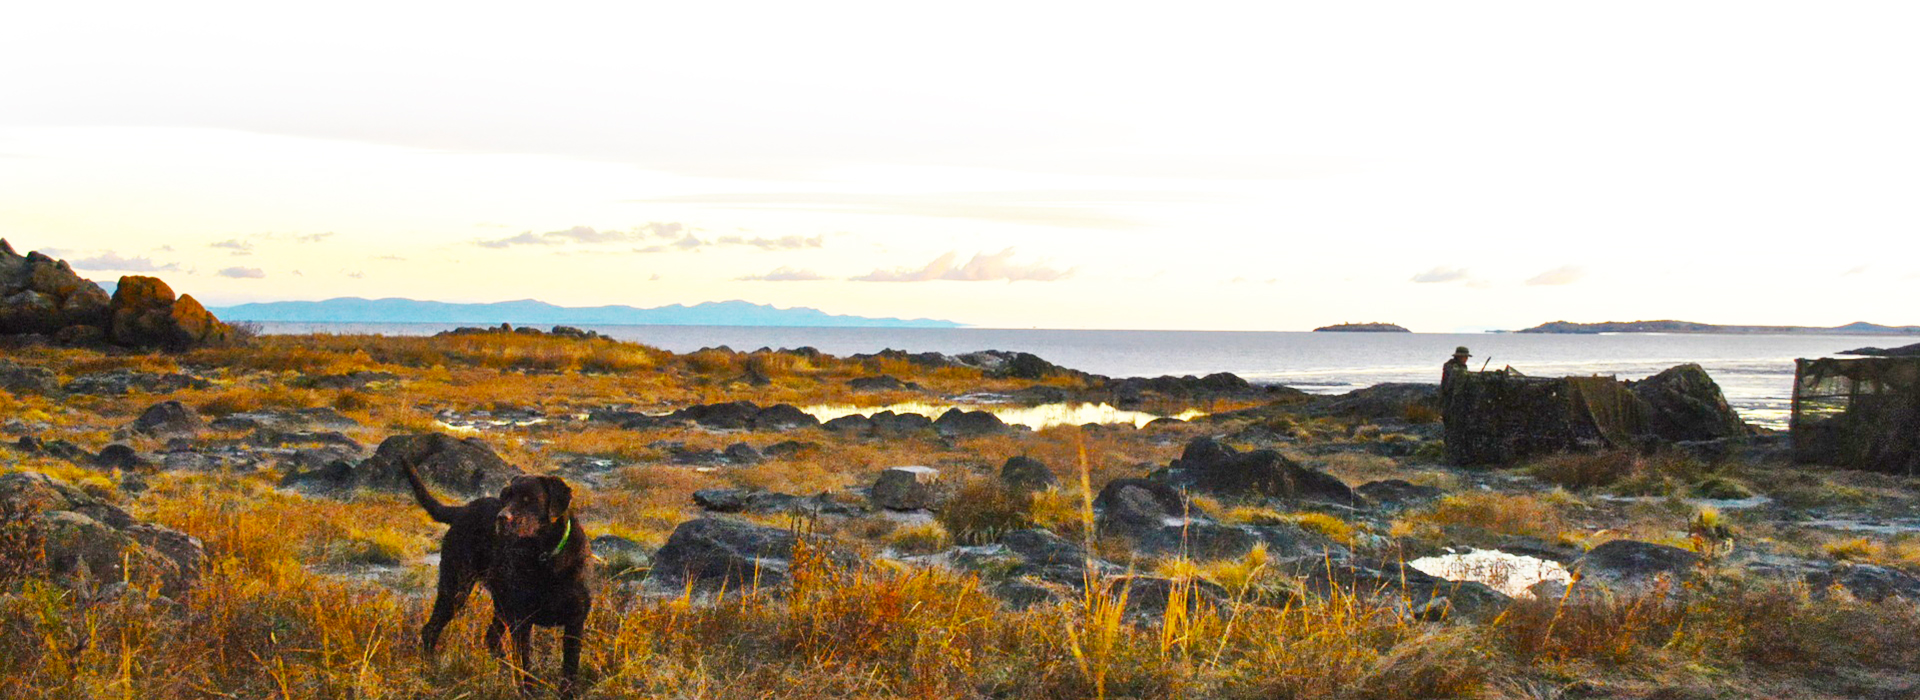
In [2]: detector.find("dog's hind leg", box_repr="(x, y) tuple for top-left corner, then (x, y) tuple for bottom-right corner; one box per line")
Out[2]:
(560, 619), (585, 699)
(484, 614), (507, 659)
(420, 573), (475, 658)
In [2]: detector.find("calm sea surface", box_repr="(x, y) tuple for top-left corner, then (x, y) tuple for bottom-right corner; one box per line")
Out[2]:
(256, 323), (1899, 429)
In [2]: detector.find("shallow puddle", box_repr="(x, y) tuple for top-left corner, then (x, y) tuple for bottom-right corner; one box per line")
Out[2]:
(799, 401), (1205, 429)
(1408, 549), (1573, 599)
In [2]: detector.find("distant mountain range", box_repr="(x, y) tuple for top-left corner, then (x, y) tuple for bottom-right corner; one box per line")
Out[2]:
(208, 298), (964, 328)
(1515, 320), (1920, 335)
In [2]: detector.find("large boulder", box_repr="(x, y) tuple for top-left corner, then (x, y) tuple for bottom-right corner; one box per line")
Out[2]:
(1158, 437), (1360, 505)
(647, 517), (851, 590)
(1629, 364), (1750, 442)
(357, 433), (523, 498)
(1313, 383), (1440, 422)
(108, 276), (232, 350)
(0, 471), (203, 597)
(1094, 478), (1203, 538)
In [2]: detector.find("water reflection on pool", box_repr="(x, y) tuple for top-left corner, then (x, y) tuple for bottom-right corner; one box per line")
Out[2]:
(1408, 549), (1573, 599)
(800, 402), (1207, 429)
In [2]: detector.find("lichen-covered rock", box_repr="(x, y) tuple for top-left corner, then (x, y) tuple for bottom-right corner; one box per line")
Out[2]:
(109, 276), (232, 350)
(1629, 364), (1750, 442)
(0, 471), (204, 597)
(647, 517), (853, 591)
(0, 240), (113, 335)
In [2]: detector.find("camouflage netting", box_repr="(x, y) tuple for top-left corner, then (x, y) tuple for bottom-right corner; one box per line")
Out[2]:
(1442, 362), (1748, 467)
(1792, 357), (1920, 474)
(1443, 370), (1651, 466)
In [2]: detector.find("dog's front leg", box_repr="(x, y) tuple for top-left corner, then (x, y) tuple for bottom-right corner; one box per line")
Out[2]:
(509, 621), (536, 696)
(560, 620), (585, 699)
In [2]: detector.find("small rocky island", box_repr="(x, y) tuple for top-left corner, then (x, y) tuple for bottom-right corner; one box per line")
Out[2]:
(1313, 322), (1410, 333)
(1517, 319), (1920, 335)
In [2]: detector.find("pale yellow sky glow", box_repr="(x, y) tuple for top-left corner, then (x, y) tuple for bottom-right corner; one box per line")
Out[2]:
(4, 2), (1918, 330)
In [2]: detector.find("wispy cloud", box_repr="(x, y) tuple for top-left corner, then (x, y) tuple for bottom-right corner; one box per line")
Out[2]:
(1525, 265), (1587, 286)
(70, 253), (180, 272)
(1410, 266), (1472, 284)
(737, 266), (828, 281)
(476, 223), (685, 248)
(632, 191), (1199, 230)
(217, 266), (266, 279)
(210, 232), (333, 252)
(634, 234), (825, 254)
(851, 248), (1075, 283)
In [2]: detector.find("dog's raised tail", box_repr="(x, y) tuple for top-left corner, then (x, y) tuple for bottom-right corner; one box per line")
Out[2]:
(399, 462), (459, 524)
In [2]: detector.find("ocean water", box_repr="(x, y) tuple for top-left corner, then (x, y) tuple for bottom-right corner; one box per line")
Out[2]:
(255, 322), (1898, 429)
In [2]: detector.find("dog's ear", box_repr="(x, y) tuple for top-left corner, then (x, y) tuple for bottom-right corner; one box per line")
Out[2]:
(540, 475), (573, 521)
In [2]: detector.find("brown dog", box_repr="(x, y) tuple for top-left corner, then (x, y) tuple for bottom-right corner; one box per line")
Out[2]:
(402, 464), (591, 697)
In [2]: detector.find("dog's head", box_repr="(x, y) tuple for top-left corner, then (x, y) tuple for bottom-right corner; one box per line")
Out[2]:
(496, 474), (573, 539)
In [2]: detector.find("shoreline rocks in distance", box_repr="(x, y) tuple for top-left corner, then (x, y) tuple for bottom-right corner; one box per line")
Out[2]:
(1839, 341), (1920, 357)
(0, 239), (235, 351)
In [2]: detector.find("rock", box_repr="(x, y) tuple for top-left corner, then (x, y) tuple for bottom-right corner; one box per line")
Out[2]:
(763, 440), (812, 458)
(692, 488), (866, 517)
(298, 371), (400, 390)
(751, 404), (819, 431)
(1628, 364), (1751, 442)
(63, 370), (206, 396)
(0, 360), (59, 396)
(871, 466), (943, 511)
(279, 459), (358, 493)
(849, 375), (921, 392)
(934, 409), (1007, 437)
(92, 444), (151, 470)
(1840, 341), (1920, 358)
(871, 411), (934, 436)
(1355, 479), (1445, 508)
(357, 433), (523, 498)
(999, 456), (1058, 493)
(647, 517), (848, 590)
(0, 241), (113, 335)
(129, 400), (207, 437)
(1134, 521), (1264, 560)
(1312, 383), (1440, 422)
(0, 471), (203, 596)
(1806, 564), (1920, 602)
(1158, 438), (1360, 505)
(211, 408), (361, 432)
(821, 414), (874, 434)
(248, 429), (364, 453)
(1107, 575), (1230, 624)
(1569, 540), (1701, 593)
(1298, 558), (1510, 619)
(17, 436), (94, 463)
(108, 275), (232, 350)
(722, 442), (764, 465)
(944, 528), (1120, 592)
(1094, 478), (1203, 538)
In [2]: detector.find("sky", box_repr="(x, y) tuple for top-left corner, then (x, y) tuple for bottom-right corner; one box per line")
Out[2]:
(4, 2), (1918, 331)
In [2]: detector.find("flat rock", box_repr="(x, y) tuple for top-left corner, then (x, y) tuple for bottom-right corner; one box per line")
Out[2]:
(871, 466), (943, 511)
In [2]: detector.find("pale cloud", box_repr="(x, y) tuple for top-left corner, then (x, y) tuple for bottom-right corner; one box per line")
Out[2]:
(736, 266), (828, 282)
(70, 252), (179, 272)
(346, 271), (365, 279)
(852, 248), (1075, 283)
(632, 233), (824, 254)
(634, 191), (1205, 230)
(1411, 266), (1472, 284)
(217, 266), (266, 279)
(209, 239), (254, 252)
(476, 223), (686, 248)
(1843, 265), (1870, 276)
(1525, 265), (1587, 286)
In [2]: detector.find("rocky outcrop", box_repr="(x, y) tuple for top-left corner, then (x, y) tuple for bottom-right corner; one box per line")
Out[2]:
(0, 241), (234, 350)
(1567, 540), (1700, 594)
(356, 433), (523, 498)
(591, 401), (820, 432)
(1155, 438), (1360, 505)
(1094, 478), (1203, 539)
(1840, 342), (1920, 358)
(691, 488), (865, 517)
(0, 471), (204, 597)
(1627, 364), (1751, 442)
(0, 360), (59, 396)
(1312, 383), (1440, 422)
(933, 409), (1008, 437)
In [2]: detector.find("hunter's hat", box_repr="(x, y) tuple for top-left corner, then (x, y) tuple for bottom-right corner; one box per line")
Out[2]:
(1453, 346), (1472, 357)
